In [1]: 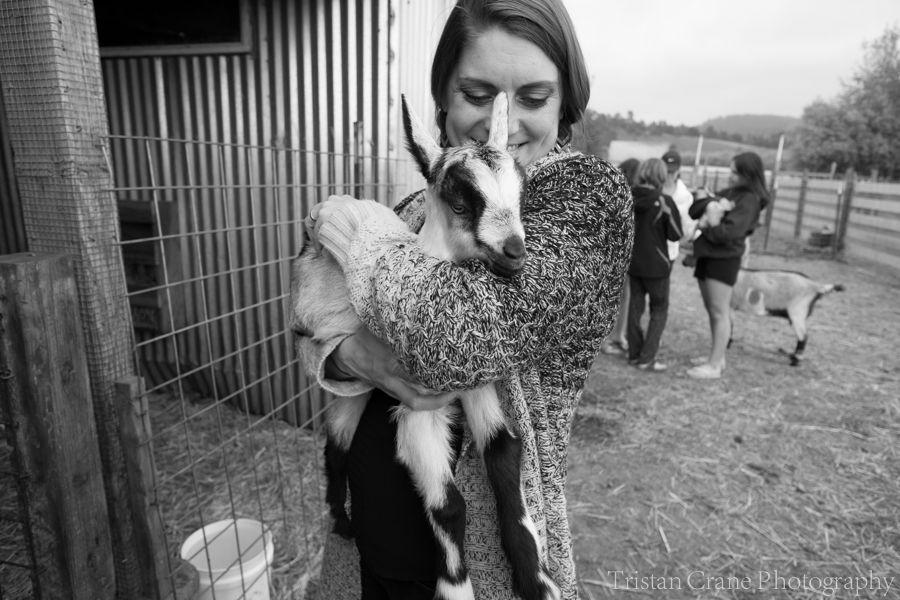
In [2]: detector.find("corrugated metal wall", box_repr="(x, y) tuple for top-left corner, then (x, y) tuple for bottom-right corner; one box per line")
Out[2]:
(100, 0), (453, 421)
(390, 0), (454, 195)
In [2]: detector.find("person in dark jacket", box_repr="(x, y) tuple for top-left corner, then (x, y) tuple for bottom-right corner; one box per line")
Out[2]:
(600, 157), (641, 356)
(626, 158), (683, 371)
(686, 152), (770, 379)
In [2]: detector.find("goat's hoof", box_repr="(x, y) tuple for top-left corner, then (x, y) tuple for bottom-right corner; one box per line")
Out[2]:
(331, 515), (353, 540)
(789, 354), (802, 367)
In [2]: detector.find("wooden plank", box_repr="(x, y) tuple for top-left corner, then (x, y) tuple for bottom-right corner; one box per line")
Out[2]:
(0, 253), (115, 600)
(116, 376), (186, 600)
(844, 226), (900, 251)
(806, 179), (842, 193)
(849, 212), (900, 234)
(849, 196), (900, 216)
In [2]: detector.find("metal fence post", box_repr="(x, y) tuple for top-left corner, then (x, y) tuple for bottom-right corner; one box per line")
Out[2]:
(0, 253), (116, 600)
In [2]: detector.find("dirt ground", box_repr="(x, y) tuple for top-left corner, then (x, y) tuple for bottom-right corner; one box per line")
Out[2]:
(568, 236), (900, 599)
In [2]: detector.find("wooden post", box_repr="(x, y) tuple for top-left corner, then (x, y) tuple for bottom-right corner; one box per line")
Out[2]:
(836, 168), (856, 256)
(762, 134), (785, 252)
(692, 135), (703, 187)
(0, 253), (116, 600)
(116, 377), (170, 600)
(115, 377), (200, 600)
(831, 181), (844, 259)
(794, 171), (809, 239)
(0, 4), (142, 597)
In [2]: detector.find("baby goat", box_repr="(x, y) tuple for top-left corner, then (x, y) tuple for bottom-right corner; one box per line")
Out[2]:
(697, 197), (735, 229)
(289, 93), (559, 600)
(730, 268), (844, 365)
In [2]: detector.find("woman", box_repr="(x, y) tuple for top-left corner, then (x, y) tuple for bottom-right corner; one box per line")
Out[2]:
(600, 158), (640, 356)
(626, 158), (682, 371)
(302, 1), (634, 598)
(686, 152), (770, 379)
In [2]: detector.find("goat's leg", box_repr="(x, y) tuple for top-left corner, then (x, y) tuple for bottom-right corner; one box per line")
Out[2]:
(787, 304), (809, 366)
(393, 404), (474, 600)
(727, 309), (735, 349)
(324, 394), (370, 538)
(461, 386), (561, 600)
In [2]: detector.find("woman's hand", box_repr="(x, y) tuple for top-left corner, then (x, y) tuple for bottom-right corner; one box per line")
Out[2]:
(330, 328), (458, 411)
(304, 194), (359, 252)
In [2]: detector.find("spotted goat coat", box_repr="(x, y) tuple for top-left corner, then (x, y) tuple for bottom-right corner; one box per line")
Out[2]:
(307, 148), (634, 600)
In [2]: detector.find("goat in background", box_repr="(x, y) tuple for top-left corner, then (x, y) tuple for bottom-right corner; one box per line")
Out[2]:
(289, 93), (560, 600)
(730, 268), (845, 365)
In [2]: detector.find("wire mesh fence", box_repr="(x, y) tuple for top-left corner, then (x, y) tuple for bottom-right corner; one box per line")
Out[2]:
(106, 133), (411, 599)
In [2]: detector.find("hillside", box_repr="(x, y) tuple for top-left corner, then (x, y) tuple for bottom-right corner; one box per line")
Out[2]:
(572, 110), (797, 169)
(700, 114), (801, 137)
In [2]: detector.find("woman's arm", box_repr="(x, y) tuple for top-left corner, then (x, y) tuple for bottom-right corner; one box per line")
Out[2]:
(320, 155), (634, 391)
(701, 191), (760, 245)
(688, 196), (714, 220)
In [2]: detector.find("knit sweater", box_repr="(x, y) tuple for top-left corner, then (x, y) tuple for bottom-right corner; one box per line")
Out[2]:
(307, 149), (634, 600)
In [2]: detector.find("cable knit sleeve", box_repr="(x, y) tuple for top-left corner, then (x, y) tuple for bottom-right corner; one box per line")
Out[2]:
(338, 153), (634, 391)
(296, 192), (427, 396)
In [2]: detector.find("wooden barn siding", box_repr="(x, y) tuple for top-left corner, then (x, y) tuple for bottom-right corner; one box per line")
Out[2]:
(99, 0), (451, 423)
(0, 72), (27, 255)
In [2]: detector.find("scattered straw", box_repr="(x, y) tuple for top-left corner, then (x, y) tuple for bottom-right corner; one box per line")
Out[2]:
(149, 391), (327, 600)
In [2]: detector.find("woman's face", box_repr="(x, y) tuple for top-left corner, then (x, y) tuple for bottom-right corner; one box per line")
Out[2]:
(729, 161), (743, 187)
(442, 28), (563, 168)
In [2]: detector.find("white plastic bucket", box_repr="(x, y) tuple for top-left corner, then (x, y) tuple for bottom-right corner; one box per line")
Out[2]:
(181, 518), (274, 600)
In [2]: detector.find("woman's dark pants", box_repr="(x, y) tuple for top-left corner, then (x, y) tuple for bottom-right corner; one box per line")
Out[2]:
(626, 275), (670, 365)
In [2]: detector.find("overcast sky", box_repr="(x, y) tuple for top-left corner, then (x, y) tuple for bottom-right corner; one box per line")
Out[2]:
(563, 0), (900, 126)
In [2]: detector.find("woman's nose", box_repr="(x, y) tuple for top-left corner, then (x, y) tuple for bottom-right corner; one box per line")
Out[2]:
(506, 102), (522, 137)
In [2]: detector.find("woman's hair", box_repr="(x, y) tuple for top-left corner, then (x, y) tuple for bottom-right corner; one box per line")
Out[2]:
(732, 152), (771, 208)
(635, 158), (667, 190)
(431, 0), (590, 145)
(618, 158), (640, 187)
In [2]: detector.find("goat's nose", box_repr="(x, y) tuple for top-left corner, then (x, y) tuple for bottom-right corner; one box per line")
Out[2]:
(502, 236), (526, 262)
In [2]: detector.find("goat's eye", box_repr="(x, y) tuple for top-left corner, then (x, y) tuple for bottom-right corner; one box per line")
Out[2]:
(450, 203), (466, 215)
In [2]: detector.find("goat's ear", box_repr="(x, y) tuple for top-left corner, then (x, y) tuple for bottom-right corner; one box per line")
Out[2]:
(401, 94), (440, 182)
(486, 91), (509, 150)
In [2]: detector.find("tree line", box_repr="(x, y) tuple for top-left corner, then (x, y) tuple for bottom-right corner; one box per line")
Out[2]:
(794, 25), (900, 181)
